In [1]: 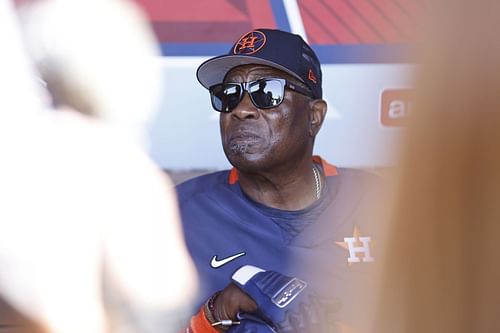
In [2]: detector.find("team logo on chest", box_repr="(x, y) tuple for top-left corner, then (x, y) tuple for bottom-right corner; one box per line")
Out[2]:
(336, 225), (374, 264)
(210, 251), (246, 269)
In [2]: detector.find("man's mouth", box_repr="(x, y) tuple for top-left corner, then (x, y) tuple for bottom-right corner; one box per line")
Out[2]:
(229, 132), (262, 144)
(227, 131), (263, 154)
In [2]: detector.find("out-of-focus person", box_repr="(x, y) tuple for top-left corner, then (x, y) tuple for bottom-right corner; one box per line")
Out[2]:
(0, 1), (197, 333)
(373, 0), (500, 332)
(19, 0), (161, 149)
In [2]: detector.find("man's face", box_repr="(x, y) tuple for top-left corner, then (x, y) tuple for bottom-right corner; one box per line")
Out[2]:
(219, 65), (312, 173)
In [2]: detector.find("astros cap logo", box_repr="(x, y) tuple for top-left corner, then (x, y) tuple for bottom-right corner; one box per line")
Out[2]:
(233, 30), (266, 55)
(308, 69), (317, 84)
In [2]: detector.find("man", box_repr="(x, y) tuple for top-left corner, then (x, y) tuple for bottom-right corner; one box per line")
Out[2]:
(178, 29), (382, 333)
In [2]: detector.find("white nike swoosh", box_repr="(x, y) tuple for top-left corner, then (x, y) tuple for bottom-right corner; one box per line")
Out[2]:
(210, 252), (246, 268)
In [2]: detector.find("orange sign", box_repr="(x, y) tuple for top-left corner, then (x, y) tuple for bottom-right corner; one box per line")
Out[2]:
(380, 89), (413, 127)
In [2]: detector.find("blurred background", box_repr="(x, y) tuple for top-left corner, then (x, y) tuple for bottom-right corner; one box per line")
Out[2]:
(132, 0), (419, 175)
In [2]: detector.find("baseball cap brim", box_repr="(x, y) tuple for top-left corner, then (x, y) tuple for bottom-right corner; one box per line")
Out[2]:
(196, 54), (306, 89)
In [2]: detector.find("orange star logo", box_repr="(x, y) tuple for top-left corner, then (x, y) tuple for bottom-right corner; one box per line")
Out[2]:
(336, 225), (374, 264)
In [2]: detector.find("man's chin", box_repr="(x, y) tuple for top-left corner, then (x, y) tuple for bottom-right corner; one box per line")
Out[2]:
(225, 149), (267, 171)
(226, 142), (265, 157)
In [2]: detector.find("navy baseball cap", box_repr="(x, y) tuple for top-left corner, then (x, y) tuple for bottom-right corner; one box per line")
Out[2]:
(196, 28), (323, 99)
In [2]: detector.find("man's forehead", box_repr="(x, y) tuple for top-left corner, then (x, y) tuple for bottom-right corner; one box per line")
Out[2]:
(224, 64), (295, 82)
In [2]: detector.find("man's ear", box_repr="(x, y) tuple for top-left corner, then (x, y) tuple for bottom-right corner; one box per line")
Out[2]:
(309, 99), (327, 137)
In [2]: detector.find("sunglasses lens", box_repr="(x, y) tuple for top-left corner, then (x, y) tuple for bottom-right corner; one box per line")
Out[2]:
(249, 79), (284, 109)
(210, 84), (242, 112)
(210, 79), (286, 112)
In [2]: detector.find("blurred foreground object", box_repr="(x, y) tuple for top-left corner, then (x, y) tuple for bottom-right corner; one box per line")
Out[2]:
(374, 0), (500, 332)
(0, 0), (197, 332)
(19, 0), (162, 149)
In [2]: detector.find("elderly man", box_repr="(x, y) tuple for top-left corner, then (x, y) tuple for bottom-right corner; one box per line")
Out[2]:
(178, 29), (381, 333)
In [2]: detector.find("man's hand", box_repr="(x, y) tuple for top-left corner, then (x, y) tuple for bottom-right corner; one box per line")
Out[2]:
(230, 265), (318, 333)
(212, 283), (258, 323)
(205, 283), (259, 332)
(209, 266), (323, 332)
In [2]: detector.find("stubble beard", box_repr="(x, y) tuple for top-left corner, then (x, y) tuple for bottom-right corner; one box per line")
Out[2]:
(230, 143), (249, 154)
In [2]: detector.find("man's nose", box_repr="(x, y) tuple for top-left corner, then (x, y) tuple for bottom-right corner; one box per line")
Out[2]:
(231, 92), (259, 120)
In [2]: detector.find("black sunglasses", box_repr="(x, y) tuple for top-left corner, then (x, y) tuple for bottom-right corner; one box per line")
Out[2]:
(209, 77), (313, 113)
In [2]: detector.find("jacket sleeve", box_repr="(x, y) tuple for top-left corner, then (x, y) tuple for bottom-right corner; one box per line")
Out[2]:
(184, 306), (220, 333)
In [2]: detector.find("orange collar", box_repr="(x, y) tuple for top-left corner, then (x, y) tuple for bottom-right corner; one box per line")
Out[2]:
(228, 155), (338, 185)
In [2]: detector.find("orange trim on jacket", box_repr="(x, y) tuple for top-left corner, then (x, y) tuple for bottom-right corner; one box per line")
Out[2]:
(185, 306), (219, 333)
(228, 155), (338, 184)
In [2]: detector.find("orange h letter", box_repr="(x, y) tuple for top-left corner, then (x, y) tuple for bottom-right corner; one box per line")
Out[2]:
(239, 36), (258, 50)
